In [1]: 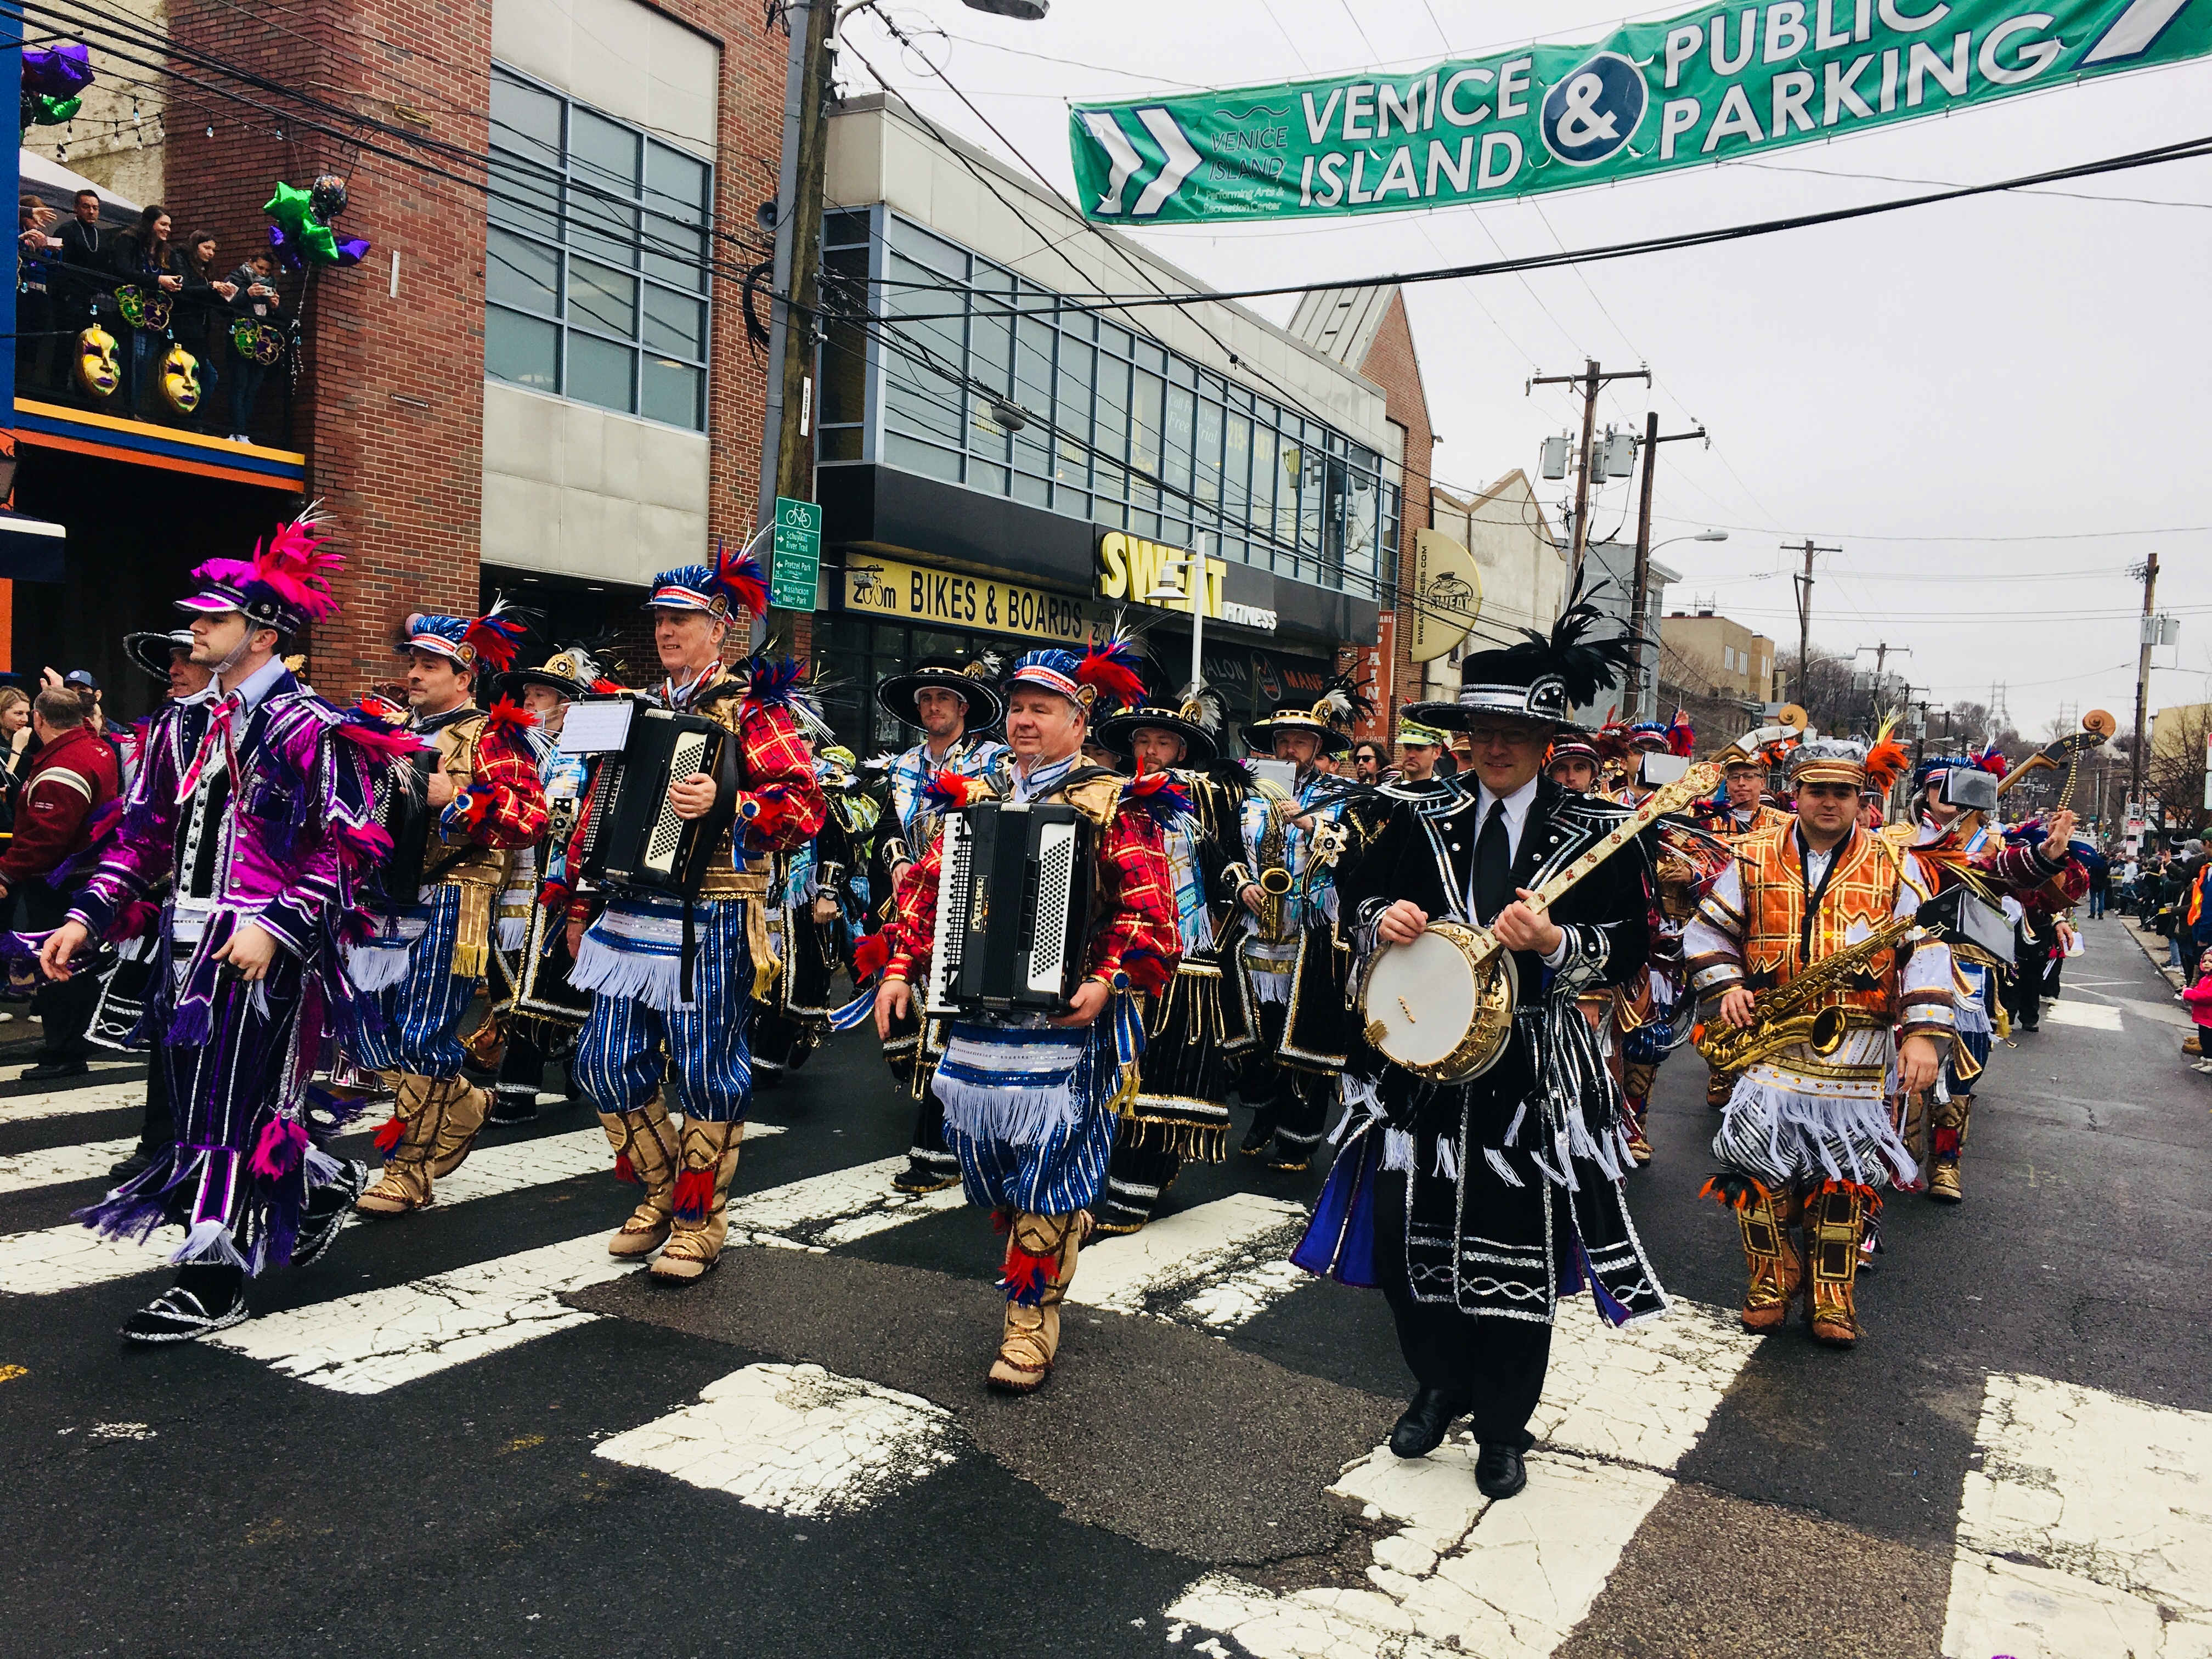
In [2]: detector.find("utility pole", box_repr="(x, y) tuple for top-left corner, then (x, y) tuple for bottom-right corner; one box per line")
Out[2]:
(2131, 551), (2160, 816)
(1784, 539), (1841, 707)
(1528, 359), (1650, 590)
(1626, 410), (1706, 720)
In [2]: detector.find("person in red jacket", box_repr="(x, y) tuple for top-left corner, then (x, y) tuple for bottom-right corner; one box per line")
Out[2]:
(1, 689), (121, 1079)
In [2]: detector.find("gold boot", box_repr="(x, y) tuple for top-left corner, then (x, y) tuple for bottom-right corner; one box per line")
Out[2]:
(1900, 1089), (1929, 1169)
(987, 1210), (1087, 1392)
(650, 1118), (744, 1283)
(600, 1100), (680, 1258)
(1703, 1176), (1801, 1333)
(354, 1074), (448, 1215)
(1927, 1094), (1970, 1203)
(427, 1076), (492, 1177)
(1807, 1181), (1870, 1347)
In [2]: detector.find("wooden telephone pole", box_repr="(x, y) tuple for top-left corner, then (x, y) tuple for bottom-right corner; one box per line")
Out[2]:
(1528, 359), (1650, 590)
(1784, 539), (1841, 706)
(2131, 551), (2159, 819)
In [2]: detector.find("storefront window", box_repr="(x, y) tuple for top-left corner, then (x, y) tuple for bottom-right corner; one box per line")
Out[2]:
(820, 205), (1393, 606)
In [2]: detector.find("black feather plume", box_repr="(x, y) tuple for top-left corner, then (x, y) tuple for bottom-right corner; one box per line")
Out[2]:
(1497, 575), (1639, 708)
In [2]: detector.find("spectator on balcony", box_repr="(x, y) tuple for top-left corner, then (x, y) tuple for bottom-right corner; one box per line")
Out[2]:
(109, 204), (183, 416)
(19, 197), (63, 392)
(52, 188), (106, 348)
(175, 230), (238, 432)
(224, 249), (284, 444)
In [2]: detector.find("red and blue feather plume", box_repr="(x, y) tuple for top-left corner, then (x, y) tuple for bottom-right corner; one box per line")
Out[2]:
(714, 539), (770, 620)
(1125, 763), (1194, 825)
(461, 602), (528, 674)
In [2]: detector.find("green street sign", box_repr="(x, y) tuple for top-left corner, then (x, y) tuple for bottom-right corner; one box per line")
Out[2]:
(770, 496), (821, 612)
(1070, 0), (2212, 225)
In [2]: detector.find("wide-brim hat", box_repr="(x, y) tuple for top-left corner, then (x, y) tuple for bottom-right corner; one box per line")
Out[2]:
(123, 628), (194, 683)
(1096, 703), (1218, 768)
(509, 642), (607, 702)
(1243, 708), (1350, 757)
(876, 656), (1005, 731)
(1396, 718), (1448, 749)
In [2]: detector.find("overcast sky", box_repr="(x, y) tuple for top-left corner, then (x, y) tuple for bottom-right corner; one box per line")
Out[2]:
(835, 0), (2212, 742)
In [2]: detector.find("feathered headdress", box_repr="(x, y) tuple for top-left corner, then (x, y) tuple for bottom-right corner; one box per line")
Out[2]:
(177, 504), (345, 634)
(647, 532), (771, 622)
(1096, 677), (1227, 768)
(1242, 669), (1373, 758)
(397, 598), (530, 674)
(1862, 715), (1912, 796)
(1007, 626), (1145, 715)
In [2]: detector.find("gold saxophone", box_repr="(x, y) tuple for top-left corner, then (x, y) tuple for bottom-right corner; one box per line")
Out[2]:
(1692, 913), (1916, 1072)
(1251, 778), (1298, 940)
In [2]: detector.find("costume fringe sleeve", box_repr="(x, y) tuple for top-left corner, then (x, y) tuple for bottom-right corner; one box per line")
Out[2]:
(67, 706), (184, 940)
(1684, 858), (1747, 998)
(442, 720), (549, 849)
(881, 832), (943, 985)
(254, 710), (385, 956)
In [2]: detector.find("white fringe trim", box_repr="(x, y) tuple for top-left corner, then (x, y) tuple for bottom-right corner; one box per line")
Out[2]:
(1248, 969), (1291, 1006)
(933, 1073), (1082, 1150)
(1955, 1002), (1993, 1037)
(569, 933), (692, 1012)
(1382, 1128), (1415, 1172)
(303, 1146), (343, 1185)
(1722, 1075), (1920, 1187)
(170, 1218), (249, 1269)
(1483, 1147), (1525, 1188)
(346, 944), (414, 992)
(498, 916), (529, 951)
(1432, 1137), (1460, 1180)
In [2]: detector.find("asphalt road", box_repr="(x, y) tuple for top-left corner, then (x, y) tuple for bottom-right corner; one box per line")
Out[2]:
(1, 915), (2204, 1659)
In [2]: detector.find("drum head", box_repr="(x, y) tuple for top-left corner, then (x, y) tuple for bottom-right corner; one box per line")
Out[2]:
(1363, 926), (1481, 1071)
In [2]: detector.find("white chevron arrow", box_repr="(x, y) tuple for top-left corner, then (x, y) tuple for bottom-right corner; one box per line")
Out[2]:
(1131, 106), (1202, 218)
(1081, 109), (1143, 216)
(2081, 0), (2192, 63)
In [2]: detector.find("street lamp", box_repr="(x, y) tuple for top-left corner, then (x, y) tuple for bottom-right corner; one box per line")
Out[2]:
(1144, 537), (1210, 695)
(964, 0), (1049, 14)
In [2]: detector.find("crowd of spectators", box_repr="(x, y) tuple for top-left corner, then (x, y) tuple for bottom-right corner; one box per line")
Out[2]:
(17, 188), (287, 442)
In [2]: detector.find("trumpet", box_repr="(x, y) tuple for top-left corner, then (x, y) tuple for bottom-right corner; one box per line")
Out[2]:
(1691, 912), (1915, 1073)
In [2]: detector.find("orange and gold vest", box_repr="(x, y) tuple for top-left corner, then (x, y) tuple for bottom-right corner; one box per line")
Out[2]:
(1735, 823), (1926, 1018)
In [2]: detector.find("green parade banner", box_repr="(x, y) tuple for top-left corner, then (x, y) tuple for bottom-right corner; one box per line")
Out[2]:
(1069, 0), (2212, 224)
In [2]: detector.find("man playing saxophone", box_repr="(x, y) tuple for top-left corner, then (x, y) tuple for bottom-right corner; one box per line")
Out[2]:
(1683, 732), (1955, 1348)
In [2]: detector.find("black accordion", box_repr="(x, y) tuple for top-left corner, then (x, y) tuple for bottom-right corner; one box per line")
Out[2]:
(922, 800), (1096, 1017)
(567, 700), (739, 898)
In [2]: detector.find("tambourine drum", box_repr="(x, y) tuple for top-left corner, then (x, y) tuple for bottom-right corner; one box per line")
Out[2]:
(1356, 919), (1519, 1084)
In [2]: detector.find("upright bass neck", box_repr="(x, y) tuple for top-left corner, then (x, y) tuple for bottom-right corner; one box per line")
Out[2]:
(1469, 763), (1722, 968)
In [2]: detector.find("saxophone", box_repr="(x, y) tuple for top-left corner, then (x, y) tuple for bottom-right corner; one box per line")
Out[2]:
(1251, 778), (1298, 940)
(1691, 912), (1917, 1072)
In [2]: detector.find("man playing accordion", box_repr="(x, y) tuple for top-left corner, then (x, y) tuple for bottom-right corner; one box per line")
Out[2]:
(871, 640), (1182, 1392)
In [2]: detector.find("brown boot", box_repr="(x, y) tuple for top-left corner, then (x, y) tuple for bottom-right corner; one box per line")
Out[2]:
(1900, 1089), (1929, 1169)
(600, 1101), (680, 1258)
(650, 1118), (744, 1283)
(1705, 1176), (1801, 1333)
(355, 1074), (448, 1215)
(1706, 1068), (1737, 1111)
(1807, 1181), (1871, 1347)
(1927, 1094), (1970, 1204)
(426, 1077), (492, 1177)
(987, 1210), (1087, 1392)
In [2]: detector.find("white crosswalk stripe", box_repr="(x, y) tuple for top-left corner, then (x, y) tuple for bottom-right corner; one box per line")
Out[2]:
(0, 1122), (783, 1296)
(1164, 1299), (1767, 1659)
(0, 1137), (140, 1196)
(0, 1080), (147, 1124)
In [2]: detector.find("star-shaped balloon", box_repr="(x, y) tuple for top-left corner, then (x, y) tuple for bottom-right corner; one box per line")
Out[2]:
(264, 180), (371, 268)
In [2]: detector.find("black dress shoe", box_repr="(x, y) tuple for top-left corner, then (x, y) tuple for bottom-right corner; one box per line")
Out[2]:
(108, 1146), (160, 1182)
(1239, 1110), (1278, 1157)
(487, 1090), (539, 1126)
(21, 1058), (89, 1082)
(1474, 1442), (1528, 1500)
(291, 1160), (365, 1268)
(1389, 1386), (1466, 1459)
(121, 1273), (249, 1344)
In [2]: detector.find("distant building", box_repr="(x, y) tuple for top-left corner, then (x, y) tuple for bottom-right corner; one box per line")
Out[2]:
(1662, 607), (1779, 706)
(1417, 471), (1567, 719)
(1579, 540), (1677, 721)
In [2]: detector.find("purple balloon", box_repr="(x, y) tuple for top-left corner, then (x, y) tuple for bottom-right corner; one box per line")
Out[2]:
(334, 237), (373, 266)
(23, 43), (94, 98)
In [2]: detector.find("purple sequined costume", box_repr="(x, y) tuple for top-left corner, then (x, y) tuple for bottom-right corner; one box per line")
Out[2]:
(67, 665), (396, 1273)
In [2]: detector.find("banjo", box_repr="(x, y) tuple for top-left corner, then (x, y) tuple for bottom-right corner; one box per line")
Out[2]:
(1992, 709), (2117, 812)
(1356, 707), (1804, 1085)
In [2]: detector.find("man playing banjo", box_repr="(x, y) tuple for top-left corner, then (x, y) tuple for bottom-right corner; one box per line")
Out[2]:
(1297, 594), (1667, 1504)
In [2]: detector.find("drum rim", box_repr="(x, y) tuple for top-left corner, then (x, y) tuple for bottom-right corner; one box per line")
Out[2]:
(1355, 917), (1519, 1084)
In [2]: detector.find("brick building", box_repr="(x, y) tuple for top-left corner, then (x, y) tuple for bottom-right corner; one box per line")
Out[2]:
(1286, 284), (1432, 740)
(12, 0), (786, 710)
(1660, 606), (1779, 706)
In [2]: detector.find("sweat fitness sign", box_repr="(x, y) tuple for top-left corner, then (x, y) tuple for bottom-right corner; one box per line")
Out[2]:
(1069, 0), (2211, 224)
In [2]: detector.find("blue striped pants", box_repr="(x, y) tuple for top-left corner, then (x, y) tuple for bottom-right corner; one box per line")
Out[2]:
(353, 889), (477, 1079)
(574, 900), (757, 1122)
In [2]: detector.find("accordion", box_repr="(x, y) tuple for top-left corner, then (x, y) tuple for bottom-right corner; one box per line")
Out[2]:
(565, 699), (738, 898)
(923, 800), (1096, 1017)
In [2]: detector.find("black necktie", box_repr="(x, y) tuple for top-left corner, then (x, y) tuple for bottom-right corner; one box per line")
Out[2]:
(1475, 799), (1511, 924)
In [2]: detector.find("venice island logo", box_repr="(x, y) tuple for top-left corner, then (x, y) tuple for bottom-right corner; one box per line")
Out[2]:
(1540, 50), (1646, 168)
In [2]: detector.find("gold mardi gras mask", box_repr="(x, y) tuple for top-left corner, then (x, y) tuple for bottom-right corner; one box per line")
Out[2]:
(75, 325), (120, 397)
(159, 345), (202, 415)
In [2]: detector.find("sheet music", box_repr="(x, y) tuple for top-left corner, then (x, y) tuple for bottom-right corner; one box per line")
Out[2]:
(558, 699), (636, 755)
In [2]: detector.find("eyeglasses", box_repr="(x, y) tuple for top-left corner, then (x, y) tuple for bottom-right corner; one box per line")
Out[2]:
(1460, 725), (1543, 750)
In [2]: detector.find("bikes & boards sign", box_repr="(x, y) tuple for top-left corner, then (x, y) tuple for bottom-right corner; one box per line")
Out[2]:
(1070, 0), (2212, 224)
